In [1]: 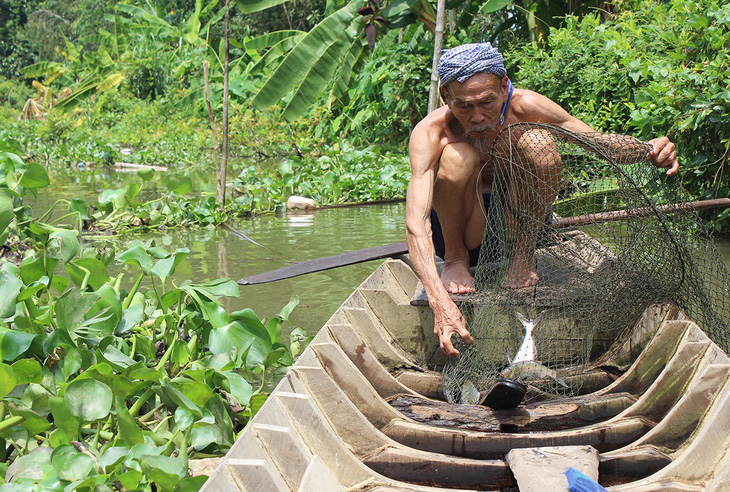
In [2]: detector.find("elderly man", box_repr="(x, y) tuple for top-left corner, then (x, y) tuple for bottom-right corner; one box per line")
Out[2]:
(406, 43), (679, 356)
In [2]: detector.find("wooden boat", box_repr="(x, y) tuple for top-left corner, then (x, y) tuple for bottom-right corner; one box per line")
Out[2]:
(202, 257), (730, 491)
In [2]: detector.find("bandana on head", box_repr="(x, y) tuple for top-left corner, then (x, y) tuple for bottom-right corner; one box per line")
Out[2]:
(437, 43), (507, 87)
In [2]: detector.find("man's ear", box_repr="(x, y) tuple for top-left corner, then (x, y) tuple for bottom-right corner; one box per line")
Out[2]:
(501, 76), (509, 95)
(441, 86), (451, 107)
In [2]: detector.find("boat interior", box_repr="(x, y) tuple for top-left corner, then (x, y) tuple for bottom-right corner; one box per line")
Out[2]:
(204, 259), (730, 491)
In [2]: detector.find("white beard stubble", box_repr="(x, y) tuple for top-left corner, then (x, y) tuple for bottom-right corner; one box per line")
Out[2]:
(464, 123), (495, 156)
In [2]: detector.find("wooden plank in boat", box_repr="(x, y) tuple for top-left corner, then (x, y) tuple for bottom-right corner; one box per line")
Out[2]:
(599, 448), (672, 486)
(387, 392), (636, 433)
(505, 445), (599, 492)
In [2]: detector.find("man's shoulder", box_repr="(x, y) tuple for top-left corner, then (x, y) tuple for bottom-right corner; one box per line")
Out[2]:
(509, 88), (552, 118)
(508, 87), (593, 131)
(411, 106), (454, 141)
(413, 105), (451, 134)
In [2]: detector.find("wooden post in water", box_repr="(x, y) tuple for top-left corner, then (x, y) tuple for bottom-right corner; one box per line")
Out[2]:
(220, 0), (231, 205)
(203, 61), (221, 200)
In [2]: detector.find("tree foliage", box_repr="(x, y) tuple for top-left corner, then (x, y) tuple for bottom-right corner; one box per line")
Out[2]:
(509, 0), (730, 231)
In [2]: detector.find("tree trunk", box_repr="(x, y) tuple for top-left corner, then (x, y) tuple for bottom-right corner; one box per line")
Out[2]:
(220, 0), (230, 205)
(447, 8), (457, 33)
(427, 0), (447, 114)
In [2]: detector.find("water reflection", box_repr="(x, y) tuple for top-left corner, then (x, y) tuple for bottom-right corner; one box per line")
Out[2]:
(120, 203), (407, 333)
(286, 212), (315, 228)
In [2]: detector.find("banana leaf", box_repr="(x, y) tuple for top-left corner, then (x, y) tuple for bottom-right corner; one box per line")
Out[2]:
(251, 1), (360, 116)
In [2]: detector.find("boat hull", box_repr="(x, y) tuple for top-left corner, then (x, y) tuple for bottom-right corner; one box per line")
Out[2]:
(203, 259), (730, 491)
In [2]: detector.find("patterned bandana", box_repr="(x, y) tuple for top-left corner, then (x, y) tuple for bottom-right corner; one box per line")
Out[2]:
(437, 43), (507, 86)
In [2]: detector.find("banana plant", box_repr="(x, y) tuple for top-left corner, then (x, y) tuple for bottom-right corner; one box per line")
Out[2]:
(249, 0), (620, 121)
(248, 0), (507, 122)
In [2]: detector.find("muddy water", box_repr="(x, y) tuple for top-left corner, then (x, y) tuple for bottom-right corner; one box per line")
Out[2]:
(124, 203), (407, 332)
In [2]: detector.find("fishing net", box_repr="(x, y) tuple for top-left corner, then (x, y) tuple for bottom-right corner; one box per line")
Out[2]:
(441, 123), (730, 404)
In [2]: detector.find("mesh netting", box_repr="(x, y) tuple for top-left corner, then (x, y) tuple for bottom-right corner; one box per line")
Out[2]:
(442, 123), (730, 404)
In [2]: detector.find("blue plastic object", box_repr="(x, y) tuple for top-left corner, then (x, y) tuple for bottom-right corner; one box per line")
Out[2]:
(564, 467), (608, 492)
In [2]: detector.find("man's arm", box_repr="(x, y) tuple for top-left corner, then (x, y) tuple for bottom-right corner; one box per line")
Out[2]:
(515, 90), (679, 174)
(406, 126), (474, 356)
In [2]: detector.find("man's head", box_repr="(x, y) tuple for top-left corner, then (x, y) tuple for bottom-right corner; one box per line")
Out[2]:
(437, 42), (506, 88)
(437, 43), (510, 144)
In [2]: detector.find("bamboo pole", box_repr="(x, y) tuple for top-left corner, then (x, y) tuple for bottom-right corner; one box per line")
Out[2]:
(203, 61), (222, 201)
(220, 0), (231, 205)
(427, 0), (446, 114)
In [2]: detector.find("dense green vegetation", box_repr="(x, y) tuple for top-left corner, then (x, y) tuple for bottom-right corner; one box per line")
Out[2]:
(1, 140), (311, 489)
(509, 0), (730, 231)
(0, 0), (729, 488)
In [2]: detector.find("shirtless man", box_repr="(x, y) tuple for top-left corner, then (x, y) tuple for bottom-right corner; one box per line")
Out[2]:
(405, 43), (680, 356)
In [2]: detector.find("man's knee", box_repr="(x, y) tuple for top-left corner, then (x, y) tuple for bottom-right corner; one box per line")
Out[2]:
(516, 129), (561, 171)
(437, 142), (481, 183)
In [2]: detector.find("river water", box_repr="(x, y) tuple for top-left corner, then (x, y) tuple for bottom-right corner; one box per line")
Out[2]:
(128, 203), (408, 331)
(29, 166), (730, 336)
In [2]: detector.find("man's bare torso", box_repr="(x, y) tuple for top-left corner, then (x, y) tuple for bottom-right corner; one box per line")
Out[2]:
(417, 94), (525, 192)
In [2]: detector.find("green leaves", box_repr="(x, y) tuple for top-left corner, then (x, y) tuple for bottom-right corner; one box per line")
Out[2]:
(0, 271), (22, 319)
(115, 397), (144, 445)
(151, 248), (190, 283)
(64, 378), (113, 422)
(0, 363), (18, 400)
(49, 230), (80, 263)
(52, 445), (96, 482)
(17, 162), (50, 190)
(252, 1), (361, 121)
(236, 0), (291, 14)
(118, 245), (153, 274)
(66, 258), (111, 291)
(0, 327), (35, 362)
(0, 189), (13, 238)
(0, 138), (308, 486)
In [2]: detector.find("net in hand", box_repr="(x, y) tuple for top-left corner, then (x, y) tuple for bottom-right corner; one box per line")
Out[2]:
(441, 123), (730, 404)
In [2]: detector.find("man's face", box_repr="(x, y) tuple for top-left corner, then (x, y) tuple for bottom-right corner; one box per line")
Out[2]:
(443, 73), (508, 138)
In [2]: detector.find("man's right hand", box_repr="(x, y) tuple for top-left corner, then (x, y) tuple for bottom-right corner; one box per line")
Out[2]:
(433, 299), (474, 356)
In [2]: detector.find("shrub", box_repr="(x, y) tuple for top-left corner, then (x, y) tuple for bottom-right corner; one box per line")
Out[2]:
(507, 0), (730, 232)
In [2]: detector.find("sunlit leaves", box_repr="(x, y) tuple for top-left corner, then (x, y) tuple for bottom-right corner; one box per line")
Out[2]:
(0, 327), (35, 362)
(0, 151), (307, 489)
(0, 363), (18, 400)
(48, 230), (80, 263)
(252, 1), (361, 121)
(118, 245), (153, 274)
(17, 161), (50, 190)
(66, 258), (111, 291)
(52, 445), (96, 482)
(151, 248), (190, 283)
(11, 359), (42, 385)
(237, 0), (291, 14)
(0, 271), (22, 319)
(64, 378), (113, 422)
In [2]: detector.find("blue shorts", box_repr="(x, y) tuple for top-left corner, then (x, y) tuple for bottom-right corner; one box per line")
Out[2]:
(430, 193), (494, 267)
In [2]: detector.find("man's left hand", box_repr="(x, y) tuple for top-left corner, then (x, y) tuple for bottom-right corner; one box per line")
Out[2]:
(648, 137), (679, 176)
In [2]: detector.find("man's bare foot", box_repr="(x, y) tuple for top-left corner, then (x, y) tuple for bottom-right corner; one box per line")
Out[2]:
(441, 263), (475, 294)
(502, 257), (539, 289)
